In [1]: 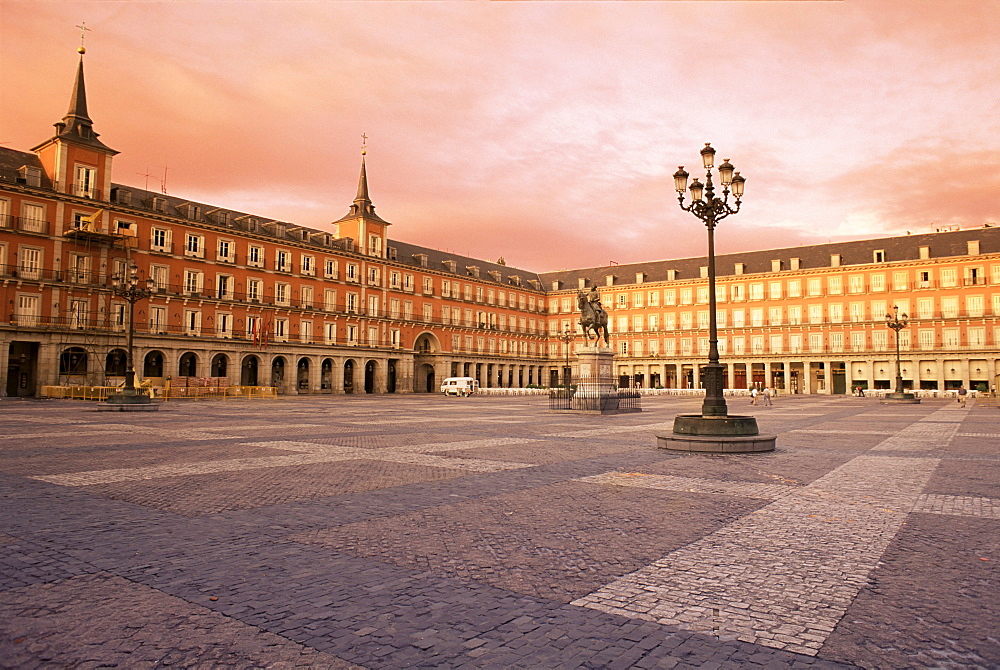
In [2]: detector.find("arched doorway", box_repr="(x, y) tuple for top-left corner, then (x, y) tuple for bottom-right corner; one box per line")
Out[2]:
(297, 358), (310, 392)
(417, 363), (436, 393)
(271, 357), (286, 389)
(106, 349), (127, 377)
(364, 360), (377, 394)
(59, 347), (88, 375)
(344, 360), (355, 394)
(211, 353), (228, 378)
(143, 351), (164, 378)
(387, 360), (397, 393)
(178, 352), (198, 377)
(241, 356), (259, 386)
(321, 358), (333, 392)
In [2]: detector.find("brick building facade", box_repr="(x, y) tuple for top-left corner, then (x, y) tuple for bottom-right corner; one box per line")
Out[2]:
(2, 52), (998, 396)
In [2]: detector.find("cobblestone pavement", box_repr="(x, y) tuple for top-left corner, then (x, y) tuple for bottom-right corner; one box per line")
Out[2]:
(1, 394), (998, 669)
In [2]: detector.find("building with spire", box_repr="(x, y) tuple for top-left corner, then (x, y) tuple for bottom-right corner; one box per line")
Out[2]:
(2, 49), (999, 397)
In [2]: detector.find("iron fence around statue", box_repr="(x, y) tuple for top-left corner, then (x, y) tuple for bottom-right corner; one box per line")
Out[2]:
(548, 381), (641, 412)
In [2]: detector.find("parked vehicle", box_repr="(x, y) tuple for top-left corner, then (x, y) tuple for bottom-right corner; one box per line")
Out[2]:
(440, 377), (479, 396)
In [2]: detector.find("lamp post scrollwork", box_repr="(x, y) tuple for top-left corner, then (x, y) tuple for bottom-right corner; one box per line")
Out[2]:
(108, 262), (155, 404)
(659, 144), (775, 452)
(672, 143), (744, 418)
(885, 305), (910, 396)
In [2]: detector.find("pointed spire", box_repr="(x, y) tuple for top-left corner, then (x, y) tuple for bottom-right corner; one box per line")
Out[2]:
(39, 45), (116, 154)
(65, 53), (92, 126)
(334, 139), (387, 224)
(355, 154), (370, 204)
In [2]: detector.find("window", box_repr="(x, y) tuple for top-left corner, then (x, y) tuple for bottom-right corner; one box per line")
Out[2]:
(851, 332), (866, 351)
(67, 254), (91, 284)
(217, 313), (233, 338)
(648, 291), (659, 307)
(917, 270), (931, 288)
(301, 285), (313, 309)
(150, 264), (168, 291)
(151, 228), (171, 252)
(665, 289), (676, 305)
(787, 280), (801, 298)
(422, 276), (433, 294)
(346, 263), (358, 282)
(941, 297), (959, 318)
(808, 304), (823, 324)
(300, 320), (313, 343)
(768, 306), (782, 326)
(750, 309), (764, 327)
(807, 278), (823, 296)
(828, 303), (843, 323)
(301, 255), (315, 276)
(749, 283), (764, 301)
(74, 165), (97, 198)
(217, 239), (234, 262)
(940, 268), (957, 287)
(216, 274), (234, 300)
(870, 274), (886, 292)
(276, 250), (291, 272)
(367, 294), (379, 317)
(827, 277), (842, 295)
(893, 272), (907, 291)
(696, 287), (710, 304)
(275, 318), (289, 342)
(275, 282), (290, 306)
(21, 203), (46, 233)
(346, 293), (358, 313)
(918, 330), (934, 350)
(184, 309), (201, 335)
(324, 289), (337, 312)
(769, 282), (782, 300)
(368, 267), (380, 286)
(769, 334), (783, 354)
(185, 234), (205, 258)
(680, 288), (693, 305)
(248, 245), (264, 268)
(247, 278), (263, 302)
(966, 295), (984, 318)
(730, 284), (745, 301)
(150, 306), (167, 334)
(324, 258), (338, 279)
(788, 306), (802, 325)
(325, 322), (337, 344)
(917, 298), (933, 319)
(184, 270), (203, 295)
(68, 299), (88, 329)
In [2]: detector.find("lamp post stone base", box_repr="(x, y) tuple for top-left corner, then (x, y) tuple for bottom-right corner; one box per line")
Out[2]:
(658, 414), (775, 453)
(881, 392), (921, 404)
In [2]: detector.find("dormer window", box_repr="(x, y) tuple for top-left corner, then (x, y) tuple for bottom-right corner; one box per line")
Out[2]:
(466, 266), (480, 278)
(413, 253), (428, 268)
(19, 166), (42, 187)
(443, 260), (457, 273)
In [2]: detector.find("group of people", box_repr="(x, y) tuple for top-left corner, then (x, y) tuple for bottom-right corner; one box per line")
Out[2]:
(749, 386), (774, 406)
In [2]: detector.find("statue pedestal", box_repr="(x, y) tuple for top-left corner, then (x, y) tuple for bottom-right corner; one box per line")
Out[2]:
(570, 347), (639, 414)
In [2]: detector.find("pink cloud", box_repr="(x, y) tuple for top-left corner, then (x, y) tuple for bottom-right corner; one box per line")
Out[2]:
(2, 1), (997, 272)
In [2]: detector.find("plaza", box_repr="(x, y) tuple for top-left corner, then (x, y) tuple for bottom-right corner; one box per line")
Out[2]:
(1, 394), (997, 669)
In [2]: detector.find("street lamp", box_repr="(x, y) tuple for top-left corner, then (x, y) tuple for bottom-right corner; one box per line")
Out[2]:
(108, 262), (155, 404)
(558, 328), (575, 388)
(672, 144), (743, 418)
(659, 144), (774, 453)
(885, 305), (911, 397)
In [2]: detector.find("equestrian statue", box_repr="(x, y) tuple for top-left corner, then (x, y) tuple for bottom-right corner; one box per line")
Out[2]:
(578, 286), (611, 346)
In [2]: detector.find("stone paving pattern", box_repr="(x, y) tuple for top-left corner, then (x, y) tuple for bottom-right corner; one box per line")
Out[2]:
(0, 393), (998, 669)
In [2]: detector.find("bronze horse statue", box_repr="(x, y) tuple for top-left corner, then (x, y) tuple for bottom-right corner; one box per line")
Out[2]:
(578, 290), (610, 346)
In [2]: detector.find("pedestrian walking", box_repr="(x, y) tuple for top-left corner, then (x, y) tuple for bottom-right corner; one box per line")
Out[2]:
(762, 386), (773, 406)
(957, 385), (969, 407)
(750, 387), (758, 405)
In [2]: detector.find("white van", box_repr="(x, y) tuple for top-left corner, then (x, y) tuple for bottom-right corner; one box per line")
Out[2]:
(440, 377), (480, 396)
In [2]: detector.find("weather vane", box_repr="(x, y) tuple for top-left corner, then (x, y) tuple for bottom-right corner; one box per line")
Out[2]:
(75, 22), (91, 54)
(361, 133), (368, 156)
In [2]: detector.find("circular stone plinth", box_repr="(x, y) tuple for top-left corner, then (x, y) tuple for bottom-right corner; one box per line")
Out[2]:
(672, 414), (761, 437)
(656, 432), (776, 453)
(881, 393), (921, 404)
(96, 402), (161, 412)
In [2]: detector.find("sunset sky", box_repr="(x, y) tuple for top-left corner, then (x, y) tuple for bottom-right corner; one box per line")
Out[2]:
(2, 1), (998, 272)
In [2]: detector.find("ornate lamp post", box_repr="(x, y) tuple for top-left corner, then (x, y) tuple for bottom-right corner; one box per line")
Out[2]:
(558, 328), (574, 388)
(884, 305), (916, 401)
(658, 144), (773, 452)
(672, 144), (744, 418)
(107, 262), (155, 405)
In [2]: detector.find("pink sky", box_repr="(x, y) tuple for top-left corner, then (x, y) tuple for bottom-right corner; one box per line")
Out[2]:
(3, 1), (998, 272)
